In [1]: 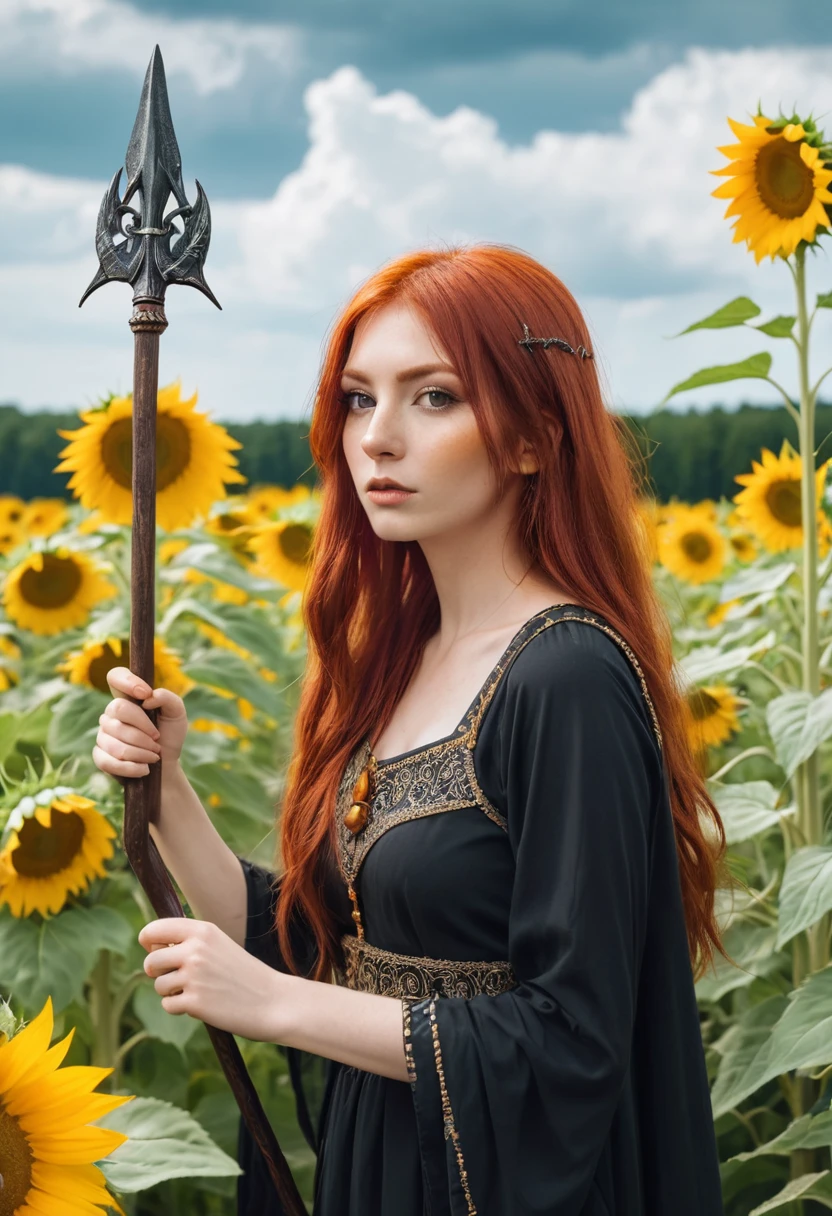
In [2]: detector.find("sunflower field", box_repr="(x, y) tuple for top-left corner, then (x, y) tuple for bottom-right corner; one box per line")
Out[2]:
(1, 105), (832, 1216)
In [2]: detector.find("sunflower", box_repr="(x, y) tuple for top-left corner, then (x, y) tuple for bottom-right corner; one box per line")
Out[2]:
(0, 635), (21, 693)
(247, 520), (314, 591)
(707, 598), (742, 628)
(240, 483), (311, 526)
(182, 567), (250, 605)
(196, 620), (253, 661)
(2, 548), (117, 636)
(657, 506), (727, 584)
(0, 994), (132, 1216)
(20, 497), (70, 538)
(0, 790), (117, 918)
(728, 533), (758, 562)
(0, 495), (25, 528)
(203, 503), (256, 563)
(53, 381), (248, 531)
(685, 685), (742, 751)
(158, 538), (190, 564)
(733, 439), (830, 552)
(0, 519), (24, 557)
(57, 636), (195, 698)
(712, 114), (832, 262)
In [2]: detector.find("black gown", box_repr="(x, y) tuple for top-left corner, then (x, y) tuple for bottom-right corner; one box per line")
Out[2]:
(235, 603), (724, 1215)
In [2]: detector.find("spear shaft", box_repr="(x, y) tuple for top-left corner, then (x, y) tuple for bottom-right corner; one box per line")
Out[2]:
(80, 48), (306, 1216)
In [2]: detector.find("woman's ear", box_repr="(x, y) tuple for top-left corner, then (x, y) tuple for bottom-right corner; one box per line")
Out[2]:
(513, 443), (539, 476)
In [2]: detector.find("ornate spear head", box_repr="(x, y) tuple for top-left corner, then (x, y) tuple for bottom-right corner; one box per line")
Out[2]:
(79, 44), (221, 309)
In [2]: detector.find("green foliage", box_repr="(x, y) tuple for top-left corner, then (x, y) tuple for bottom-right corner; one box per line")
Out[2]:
(95, 1096), (242, 1191)
(679, 296), (762, 333)
(4, 398), (832, 513)
(664, 353), (773, 402)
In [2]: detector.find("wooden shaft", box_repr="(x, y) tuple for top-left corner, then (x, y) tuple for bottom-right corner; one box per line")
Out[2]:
(121, 304), (307, 1216)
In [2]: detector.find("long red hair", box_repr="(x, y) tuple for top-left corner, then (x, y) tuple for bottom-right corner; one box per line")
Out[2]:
(275, 244), (732, 984)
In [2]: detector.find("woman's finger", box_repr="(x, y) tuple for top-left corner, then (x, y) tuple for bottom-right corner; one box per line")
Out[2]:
(106, 665), (153, 700)
(95, 729), (161, 766)
(138, 686), (186, 715)
(98, 715), (162, 755)
(154, 971), (186, 998)
(102, 698), (160, 737)
(92, 743), (150, 777)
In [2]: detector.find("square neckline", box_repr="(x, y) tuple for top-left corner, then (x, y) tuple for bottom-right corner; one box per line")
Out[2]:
(369, 601), (585, 767)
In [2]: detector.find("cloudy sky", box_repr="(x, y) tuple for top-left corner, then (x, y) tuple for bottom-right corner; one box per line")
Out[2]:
(2, 0), (831, 422)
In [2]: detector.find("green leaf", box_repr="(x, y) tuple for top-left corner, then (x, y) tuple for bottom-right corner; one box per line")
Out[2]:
(95, 1096), (241, 1192)
(711, 966), (832, 1119)
(678, 628), (776, 684)
(133, 981), (201, 1052)
(0, 905), (134, 1014)
(777, 847), (832, 948)
(720, 561), (796, 602)
(678, 297), (761, 334)
(710, 994), (789, 1119)
(47, 686), (107, 756)
(183, 651), (279, 718)
(754, 315), (796, 338)
(187, 761), (274, 820)
(817, 292), (832, 309)
(708, 780), (793, 845)
(695, 922), (787, 1003)
(767, 689), (832, 778)
(159, 598), (284, 670)
(663, 353), (773, 402)
(730, 1108), (832, 1162)
(747, 1171), (832, 1214)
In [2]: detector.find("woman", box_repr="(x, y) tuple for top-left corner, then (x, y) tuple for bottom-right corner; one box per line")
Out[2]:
(93, 245), (730, 1216)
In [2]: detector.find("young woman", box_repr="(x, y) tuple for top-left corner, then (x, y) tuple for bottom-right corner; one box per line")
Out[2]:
(93, 245), (730, 1216)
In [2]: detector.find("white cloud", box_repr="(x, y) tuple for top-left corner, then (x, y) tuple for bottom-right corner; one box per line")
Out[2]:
(1, 0), (300, 94)
(2, 43), (832, 419)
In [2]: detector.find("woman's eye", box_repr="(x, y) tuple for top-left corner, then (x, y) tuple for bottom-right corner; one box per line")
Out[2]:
(343, 391), (374, 410)
(418, 388), (455, 411)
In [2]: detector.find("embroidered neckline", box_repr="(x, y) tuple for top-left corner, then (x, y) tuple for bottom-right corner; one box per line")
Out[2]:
(367, 601), (582, 769)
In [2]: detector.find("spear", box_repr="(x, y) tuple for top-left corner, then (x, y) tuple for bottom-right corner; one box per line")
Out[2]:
(79, 45), (307, 1216)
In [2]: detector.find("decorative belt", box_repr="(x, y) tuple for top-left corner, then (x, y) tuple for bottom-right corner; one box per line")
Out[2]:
(339, 933), (517, 1000)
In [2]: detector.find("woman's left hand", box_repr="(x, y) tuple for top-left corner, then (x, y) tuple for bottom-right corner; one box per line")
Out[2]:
(138, 917), (283, 1042)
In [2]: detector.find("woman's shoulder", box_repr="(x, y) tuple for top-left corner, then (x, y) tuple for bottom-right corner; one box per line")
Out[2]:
(495, 604), (664, 758)
(507, 604), (646, 697)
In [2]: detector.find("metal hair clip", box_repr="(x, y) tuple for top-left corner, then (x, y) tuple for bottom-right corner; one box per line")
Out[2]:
(518, 323), (593, 359)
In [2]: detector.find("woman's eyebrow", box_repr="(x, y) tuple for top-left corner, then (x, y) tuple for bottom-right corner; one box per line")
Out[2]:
(341, 363), (458, 384)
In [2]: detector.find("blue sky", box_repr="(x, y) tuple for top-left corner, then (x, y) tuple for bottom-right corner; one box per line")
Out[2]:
(1, 0), (831, 421)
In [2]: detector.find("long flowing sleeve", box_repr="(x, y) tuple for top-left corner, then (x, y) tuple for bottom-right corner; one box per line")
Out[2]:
(403, 624), (664, 1216)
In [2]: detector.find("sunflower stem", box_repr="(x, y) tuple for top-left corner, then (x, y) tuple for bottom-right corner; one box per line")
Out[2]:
(88, 948), (117, 1085)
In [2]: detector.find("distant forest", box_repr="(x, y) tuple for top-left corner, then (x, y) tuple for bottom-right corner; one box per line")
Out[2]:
(1, 400), (830, 506)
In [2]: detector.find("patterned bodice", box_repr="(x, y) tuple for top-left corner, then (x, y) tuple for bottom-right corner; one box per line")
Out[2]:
(334, 606), (663, 893)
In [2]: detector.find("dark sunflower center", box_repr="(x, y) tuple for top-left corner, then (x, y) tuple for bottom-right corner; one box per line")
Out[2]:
(0, 1100), (34, 1216)
(280, 523), (313, 564)
(764, 478), (802, 527)
(19, 554), (82, 609)
(88, 641), (124, 694)
(100, 414), (192, 492)
(688, 690), (720, 722)
(680, 531), (713, 563)
(12, 809), (85, 878)
(756, 136), (816, 219)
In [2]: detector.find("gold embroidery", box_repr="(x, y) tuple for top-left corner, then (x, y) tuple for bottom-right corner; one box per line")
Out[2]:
(334, 605), (664, 908)
(427, 997), (478, 1215)
(402, 997), (416, 1084)
(338, 934), (517, 1000)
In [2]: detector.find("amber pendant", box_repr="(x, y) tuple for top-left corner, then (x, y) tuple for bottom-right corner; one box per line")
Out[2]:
(343, 761), (374, 834)
(344, 801), (369, 833)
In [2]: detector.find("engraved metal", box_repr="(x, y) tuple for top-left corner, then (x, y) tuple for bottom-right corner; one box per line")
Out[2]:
(79, 45), (220, 310)
(518, 322), (593, 359)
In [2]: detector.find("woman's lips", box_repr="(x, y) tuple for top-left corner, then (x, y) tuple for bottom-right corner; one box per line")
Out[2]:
(367, 489), (415, 504)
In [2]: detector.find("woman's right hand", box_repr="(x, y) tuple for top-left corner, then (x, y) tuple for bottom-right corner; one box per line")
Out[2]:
(92, 667), (190, 780)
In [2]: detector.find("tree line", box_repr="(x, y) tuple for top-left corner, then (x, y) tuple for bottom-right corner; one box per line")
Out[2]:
(1, 400), (830, 506)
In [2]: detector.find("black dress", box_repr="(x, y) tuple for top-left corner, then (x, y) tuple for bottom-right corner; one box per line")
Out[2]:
(236, 603), (724, 1215)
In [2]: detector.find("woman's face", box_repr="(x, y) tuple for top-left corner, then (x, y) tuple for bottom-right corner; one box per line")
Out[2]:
(341, 302), (531, 546)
